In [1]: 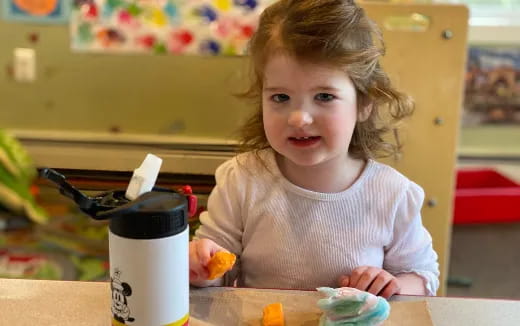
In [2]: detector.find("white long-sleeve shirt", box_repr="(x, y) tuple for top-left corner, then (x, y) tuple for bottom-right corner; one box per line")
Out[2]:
(195, 149), (439, 295)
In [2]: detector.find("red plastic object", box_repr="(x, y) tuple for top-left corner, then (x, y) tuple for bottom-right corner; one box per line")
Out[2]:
(180, 185), (193, 195)
(178, 185), (197, 218)
(187, 195), (197, 218)
(453, 169), (520, 224)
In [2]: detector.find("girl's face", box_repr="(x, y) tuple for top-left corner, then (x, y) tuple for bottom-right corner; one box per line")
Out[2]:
(262, 53), (359, 169)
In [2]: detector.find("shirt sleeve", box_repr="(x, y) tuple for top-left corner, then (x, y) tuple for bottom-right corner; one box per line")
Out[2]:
(194, 158), (244, 257)
(383, 181), (440, 296)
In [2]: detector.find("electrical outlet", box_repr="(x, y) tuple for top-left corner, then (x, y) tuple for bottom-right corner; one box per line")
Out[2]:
(13, 48), (36, 83)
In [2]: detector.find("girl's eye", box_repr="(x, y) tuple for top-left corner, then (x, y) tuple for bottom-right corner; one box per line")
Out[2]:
(271, 94), (290, 103)
(315, 93), (336, 102)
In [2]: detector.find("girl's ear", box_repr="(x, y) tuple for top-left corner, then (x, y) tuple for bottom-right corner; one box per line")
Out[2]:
(358, 103), (373, 122)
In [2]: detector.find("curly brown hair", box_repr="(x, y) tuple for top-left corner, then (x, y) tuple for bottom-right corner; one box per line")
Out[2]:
(237, 0), (414, 160)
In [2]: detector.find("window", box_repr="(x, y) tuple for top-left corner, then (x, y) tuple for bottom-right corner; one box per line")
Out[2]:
(450, 0), (520, 43)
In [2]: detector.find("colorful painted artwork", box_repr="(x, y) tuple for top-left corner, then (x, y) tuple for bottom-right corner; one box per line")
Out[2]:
(70, 0), (275, 56)
(463, 46), (520, 126)
(2, 0), (71, 24)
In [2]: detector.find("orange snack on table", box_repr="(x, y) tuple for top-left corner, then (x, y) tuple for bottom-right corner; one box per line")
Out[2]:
(207, 251), (236, 280)
(262, 302), (285, 326)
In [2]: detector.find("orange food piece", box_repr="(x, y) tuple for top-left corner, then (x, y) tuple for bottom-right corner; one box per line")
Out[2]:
(262, 302), (285, 326)
(207, 251), (236, 280)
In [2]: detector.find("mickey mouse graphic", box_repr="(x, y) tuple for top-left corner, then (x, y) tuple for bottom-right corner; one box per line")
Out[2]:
(111, 269), (135, 324)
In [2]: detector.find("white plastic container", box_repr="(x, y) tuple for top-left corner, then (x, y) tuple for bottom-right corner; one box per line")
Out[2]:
(39, 157), (190, 326)
(105, 190), (190, 326)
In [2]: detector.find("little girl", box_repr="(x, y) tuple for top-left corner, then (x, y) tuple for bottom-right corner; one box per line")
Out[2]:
(189, 0), (439, 298)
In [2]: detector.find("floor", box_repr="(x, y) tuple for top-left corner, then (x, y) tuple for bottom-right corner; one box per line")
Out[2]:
(448, 160), (520, 300)
(447, 223), (520, 299)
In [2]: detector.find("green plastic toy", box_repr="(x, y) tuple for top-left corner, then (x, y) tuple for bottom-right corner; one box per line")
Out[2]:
(0, 129), (47, 224)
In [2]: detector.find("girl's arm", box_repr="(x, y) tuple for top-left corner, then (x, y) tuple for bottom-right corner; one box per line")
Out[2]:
(395, 272), (428, 296)
(383, 182), (440, 296)
(191, 159), (245, 286)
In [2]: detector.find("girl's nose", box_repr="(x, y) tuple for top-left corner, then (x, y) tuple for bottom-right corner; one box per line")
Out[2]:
(288, 110), (313, 128)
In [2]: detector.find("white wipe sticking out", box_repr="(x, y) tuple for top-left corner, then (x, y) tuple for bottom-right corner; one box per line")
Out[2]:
(125, 154), (163, 200)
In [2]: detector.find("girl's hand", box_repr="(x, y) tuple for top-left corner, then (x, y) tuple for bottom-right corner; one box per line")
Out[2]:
(189, 239), (228, 286)
(338, 266), (401, 299)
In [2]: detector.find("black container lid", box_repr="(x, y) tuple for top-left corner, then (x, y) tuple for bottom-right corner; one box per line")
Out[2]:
(97, 191), (188, 240)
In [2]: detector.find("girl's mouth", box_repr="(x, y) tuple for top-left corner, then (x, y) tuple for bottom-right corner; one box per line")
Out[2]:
(288, 136), (321, 147)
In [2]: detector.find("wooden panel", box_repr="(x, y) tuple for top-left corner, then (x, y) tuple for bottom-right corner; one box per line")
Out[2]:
(364, 3), (469, 295)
